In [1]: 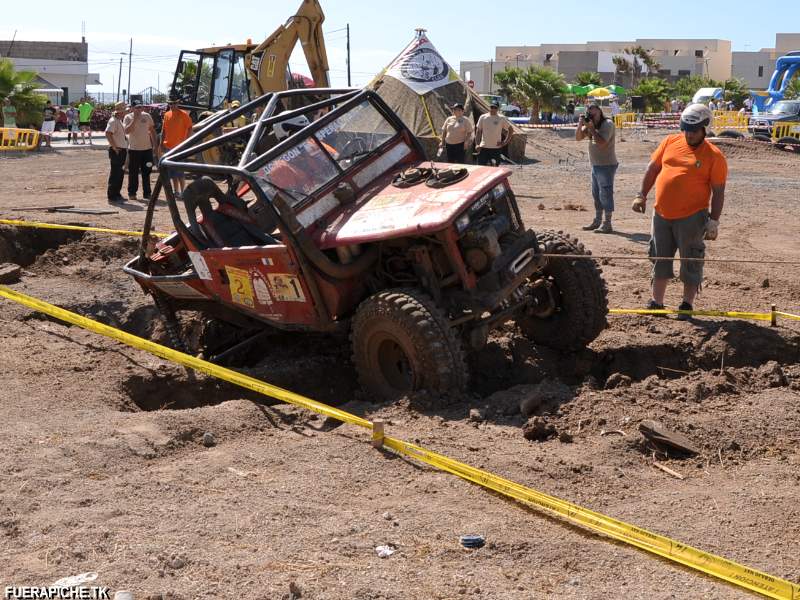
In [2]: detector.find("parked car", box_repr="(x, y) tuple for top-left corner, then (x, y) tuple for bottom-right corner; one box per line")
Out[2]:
(748, 100), (800, 137)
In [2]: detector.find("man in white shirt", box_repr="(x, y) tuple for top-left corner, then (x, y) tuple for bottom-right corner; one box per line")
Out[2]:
(104, 101), (128, 203)
(475, 103), (512, 166)
(123, 99), (158, 201)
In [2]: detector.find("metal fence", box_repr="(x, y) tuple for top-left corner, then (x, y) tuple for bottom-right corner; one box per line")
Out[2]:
(87, 88), (167, 106)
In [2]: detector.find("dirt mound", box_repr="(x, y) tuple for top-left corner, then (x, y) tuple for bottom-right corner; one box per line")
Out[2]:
(709, 137), (800, 160)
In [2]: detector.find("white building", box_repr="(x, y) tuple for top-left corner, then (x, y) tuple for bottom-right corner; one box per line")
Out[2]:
(1, 39), (101, 104)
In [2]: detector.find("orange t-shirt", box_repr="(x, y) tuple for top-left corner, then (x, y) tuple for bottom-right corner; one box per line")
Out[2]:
(161, 108), (193, 150)
(651, 134), (728, 220)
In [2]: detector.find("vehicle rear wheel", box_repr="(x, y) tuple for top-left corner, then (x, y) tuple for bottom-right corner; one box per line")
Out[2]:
(775, 136), (800, 152)
(351, 288), (467, 400)
(518, 230), (608, 350)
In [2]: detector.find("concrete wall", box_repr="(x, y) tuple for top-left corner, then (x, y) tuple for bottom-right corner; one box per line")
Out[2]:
(9, 57), (100, 102)
(776, 33), (800, 55)
(732, 51), (776, 89)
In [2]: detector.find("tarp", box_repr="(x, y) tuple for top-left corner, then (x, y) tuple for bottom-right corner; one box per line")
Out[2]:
(370, 32), (526, 162)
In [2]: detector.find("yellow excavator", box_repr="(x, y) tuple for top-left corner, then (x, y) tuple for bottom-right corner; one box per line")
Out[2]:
(169, 0), (330, 116)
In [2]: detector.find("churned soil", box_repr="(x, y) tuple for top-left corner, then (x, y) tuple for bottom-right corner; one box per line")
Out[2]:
(0, 134), (799, 599)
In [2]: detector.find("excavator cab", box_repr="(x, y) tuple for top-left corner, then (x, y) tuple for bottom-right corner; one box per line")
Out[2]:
(171, 48), (250, 115)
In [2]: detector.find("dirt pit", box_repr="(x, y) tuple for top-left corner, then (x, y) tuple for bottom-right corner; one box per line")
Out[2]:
(1, 133), (800, 599)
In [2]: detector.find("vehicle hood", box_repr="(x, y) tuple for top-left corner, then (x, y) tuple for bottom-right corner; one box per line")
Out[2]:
(753, 113), (796, 123)
(314, 163), (511, 247)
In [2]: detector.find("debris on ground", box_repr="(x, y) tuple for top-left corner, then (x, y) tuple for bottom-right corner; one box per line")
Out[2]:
(459, 534), (486, 549)
(202, 432), (216, 447)
(638, 420), (700, 456)
(522, 416), (557, 441)
(375, 544), (396, 558)
(0, 263), (21, 284)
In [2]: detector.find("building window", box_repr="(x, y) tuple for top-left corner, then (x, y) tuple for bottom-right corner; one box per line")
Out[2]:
(678, 69), (691, 77)
(758, 66), (764, 77)
(695, 50), (704, 58)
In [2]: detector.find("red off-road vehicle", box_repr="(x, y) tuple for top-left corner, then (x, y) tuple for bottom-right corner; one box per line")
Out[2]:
(125, 88), (608, 399)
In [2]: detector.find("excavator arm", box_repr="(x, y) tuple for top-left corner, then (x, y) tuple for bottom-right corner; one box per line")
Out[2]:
(246, 0), (330, 97)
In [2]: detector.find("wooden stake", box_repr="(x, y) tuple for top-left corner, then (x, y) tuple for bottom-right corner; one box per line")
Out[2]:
(771, 304), (777, 327)
(371, 420), (384, 448)
(653, 462), (685, 480)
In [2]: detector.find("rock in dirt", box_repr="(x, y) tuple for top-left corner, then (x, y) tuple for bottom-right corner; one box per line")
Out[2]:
(0, 263), (22, 284)
(468, 408), (485, 422)
(518, 380), (573, 417)
(605, 372), (632, 389)
(761, 278), (770, 288)
(202, 432), (216, 447)
(523, 416), (557, 441)
(638, 420), (700, 455)
(558, 431), (574, 444)
(758, 361), (787, 387)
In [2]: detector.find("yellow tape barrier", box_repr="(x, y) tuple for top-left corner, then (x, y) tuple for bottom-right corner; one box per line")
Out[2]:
(0, 218), (167, 239)
(1, 284), (798, 599)
(610, 308), (774, 321)
(712, 110), (750, 132)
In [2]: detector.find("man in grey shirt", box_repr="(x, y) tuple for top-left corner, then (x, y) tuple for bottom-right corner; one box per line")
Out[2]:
(575, 104), (618, 233)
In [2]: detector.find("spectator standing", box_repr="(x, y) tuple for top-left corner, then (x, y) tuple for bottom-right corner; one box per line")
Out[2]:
(438, 103), (473, 163)
(78, 98), (94, 144)
(65, 104), (79, 144)
(743, 96), (753, 112)
(123, 100), (158, 201)
(40, 101), (56, 147)
(631, 104), (727, 317)
(160, 97), (194, 197)
(610, 98), (621, 116)
(2, 97), (17, 128)
(566, 100), (575, 122)
(670, 98), (679, 113)
(576, 104), (618, 233)
(475, 103), (512, 166)
(105, 101), (128, 203)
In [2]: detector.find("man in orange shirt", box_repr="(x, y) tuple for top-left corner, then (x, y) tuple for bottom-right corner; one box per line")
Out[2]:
(632, 104), (727, 318)
(160, 97), (194, 197)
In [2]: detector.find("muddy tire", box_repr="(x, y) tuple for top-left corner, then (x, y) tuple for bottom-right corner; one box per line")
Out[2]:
(519, 230), (608, 350)
(351, 288), (467, 400)
(775, 136), (800, 152)
(717, 130), (744, 139)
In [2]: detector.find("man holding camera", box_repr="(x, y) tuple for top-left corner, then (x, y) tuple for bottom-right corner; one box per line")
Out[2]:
(576, 103), (617, 233)
(632, 104), (727, 318)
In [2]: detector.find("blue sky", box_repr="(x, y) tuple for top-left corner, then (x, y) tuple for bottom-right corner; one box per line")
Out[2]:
(2, 0), (799, 94)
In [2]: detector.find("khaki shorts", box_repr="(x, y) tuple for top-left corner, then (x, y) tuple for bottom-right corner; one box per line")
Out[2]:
(649, 209), (708, 286)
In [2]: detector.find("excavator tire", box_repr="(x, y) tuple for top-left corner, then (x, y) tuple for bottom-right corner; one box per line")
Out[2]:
(351, 288), (467, 400)
(519, 230), (608, 350)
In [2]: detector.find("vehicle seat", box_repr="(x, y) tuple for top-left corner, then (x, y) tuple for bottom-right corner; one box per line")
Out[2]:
(182, 177), (277, 248)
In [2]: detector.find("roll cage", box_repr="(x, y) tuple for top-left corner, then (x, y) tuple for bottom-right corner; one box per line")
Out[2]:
(146, 88), (426, 255)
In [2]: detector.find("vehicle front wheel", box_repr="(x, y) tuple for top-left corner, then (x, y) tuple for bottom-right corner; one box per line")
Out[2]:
(351, 288), (468, 400)
(518, 230), (608, 350)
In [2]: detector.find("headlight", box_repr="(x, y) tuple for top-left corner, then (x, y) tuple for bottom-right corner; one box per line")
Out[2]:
(455, 213), (470, 233)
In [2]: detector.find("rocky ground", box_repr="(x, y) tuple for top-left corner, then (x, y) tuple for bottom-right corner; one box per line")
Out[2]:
(1, 131), (799, 599)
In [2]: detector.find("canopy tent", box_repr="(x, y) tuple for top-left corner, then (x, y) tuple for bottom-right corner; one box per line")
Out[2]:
(606, 84), (626, 95)
(369, 31), (525, 162)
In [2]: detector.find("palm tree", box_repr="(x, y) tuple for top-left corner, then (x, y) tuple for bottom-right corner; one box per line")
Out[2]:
(574, 71), (601, 86)
(0, 58), (46, 128)
(493, 67), (523, 103)
(784, 76), (800, 100)
(616, 46), (662, 88)
(722, 77), (750, 108)
(631, 77), (672, 112)
(612, 56), (631, 86)
(513, 66), (566, 123)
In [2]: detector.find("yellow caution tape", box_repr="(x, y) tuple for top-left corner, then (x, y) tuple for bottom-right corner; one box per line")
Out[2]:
(0, 218), (167, 238)
(1, 284), (798, 599)
(610, 308), (774, 321)
(775, 311), (800, 321)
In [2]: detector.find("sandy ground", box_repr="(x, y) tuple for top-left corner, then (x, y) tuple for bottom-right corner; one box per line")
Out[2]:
(1, 131), (799, 599)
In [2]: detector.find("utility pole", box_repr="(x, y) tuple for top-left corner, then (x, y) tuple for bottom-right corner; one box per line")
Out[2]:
(489, 58), (493, 93)
(127, 38), (133, 102)
(346, 23), (351, 87)
(117, 56), (123, 101)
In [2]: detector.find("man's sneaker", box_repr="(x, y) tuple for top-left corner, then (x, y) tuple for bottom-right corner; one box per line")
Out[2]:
(676, 301), (694, 321)
(645, 299), (667, 317)
(594, 221), (613, 234)
(108, 195), (125, 204)
(128, 195), (138, 202)
(582, 218), (601, 231)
